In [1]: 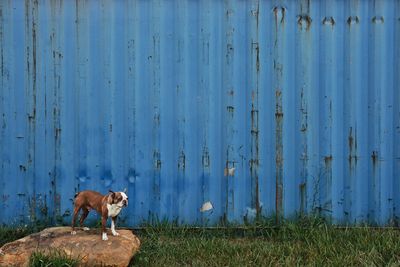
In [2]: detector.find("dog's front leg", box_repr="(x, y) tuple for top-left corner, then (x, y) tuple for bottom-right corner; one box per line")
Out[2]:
(101, 215), (108, 241)
(111, 216), (119, 236)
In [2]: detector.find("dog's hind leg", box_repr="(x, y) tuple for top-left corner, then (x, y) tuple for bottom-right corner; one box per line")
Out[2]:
(80, 208), (90, 231)
(71, 206), (81, 235)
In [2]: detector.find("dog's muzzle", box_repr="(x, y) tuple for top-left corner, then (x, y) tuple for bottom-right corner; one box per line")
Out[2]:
(123, 200), (128, 207)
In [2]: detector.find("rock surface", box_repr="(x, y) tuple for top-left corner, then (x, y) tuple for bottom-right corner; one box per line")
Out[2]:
(0, 226), (140, 267)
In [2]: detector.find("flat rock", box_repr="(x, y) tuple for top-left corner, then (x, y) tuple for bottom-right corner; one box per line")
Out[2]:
(0, 226), (140, 267)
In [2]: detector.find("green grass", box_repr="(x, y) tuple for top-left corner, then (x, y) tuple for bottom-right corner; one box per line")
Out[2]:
(3, 217), (400, 266)
(0, 226), (36, 247)
(0, 220), (50, 247)
(131, 218), (400, 266)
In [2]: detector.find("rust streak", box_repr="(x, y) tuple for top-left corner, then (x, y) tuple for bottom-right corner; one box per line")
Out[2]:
(178, 151), (185, 170)
(322, 16), (336, 27)
(226, 105), (234, 116)
(202, 147), (210, 168)
(348, 127), (354, 166)
(324, 155), (333, 167)
(372, 16), (384, 24)
(250, 98), (260, 215)
(297, 14), (312, 30)
(153, 150), (161, 170)
(347, 16), (359, 25)
(273, 6), (285, 29)
(299, 182), (306, 215)
(0, 8), (3, 78)
(275, 88), (283, 222)
(371, 151), (378, 166)
(348, 127), (358, 167)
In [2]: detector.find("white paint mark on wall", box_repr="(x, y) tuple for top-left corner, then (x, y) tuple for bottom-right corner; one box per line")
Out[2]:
(246, 207), (257, 220)
(224, 167), (236, 176)
(200, 201), (213, 212)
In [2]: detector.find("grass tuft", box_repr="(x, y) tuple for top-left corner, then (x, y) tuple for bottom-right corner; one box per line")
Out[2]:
(29, 250), (81, 267)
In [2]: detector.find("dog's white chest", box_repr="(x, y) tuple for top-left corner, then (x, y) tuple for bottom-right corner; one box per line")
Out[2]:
(107, 204), (122, 217)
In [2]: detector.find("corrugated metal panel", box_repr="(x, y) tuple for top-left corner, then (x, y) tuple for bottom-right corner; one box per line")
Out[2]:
(0, 0), (399, 226)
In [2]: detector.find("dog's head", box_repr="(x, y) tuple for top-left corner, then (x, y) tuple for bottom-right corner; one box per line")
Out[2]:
(108, 190), (128, 207)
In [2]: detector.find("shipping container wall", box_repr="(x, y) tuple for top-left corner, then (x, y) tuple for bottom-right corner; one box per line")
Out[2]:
(0, 0), (399, 226)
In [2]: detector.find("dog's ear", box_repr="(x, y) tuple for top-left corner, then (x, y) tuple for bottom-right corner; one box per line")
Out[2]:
(107, 191), (115, 204)
(123, 188), (127, 193)
(109, 190), (115, 200)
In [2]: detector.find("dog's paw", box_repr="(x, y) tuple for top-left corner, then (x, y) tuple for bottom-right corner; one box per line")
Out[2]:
(71, 231), (77, 235)
(83, 227), (90, 231)
(102, 233), (108, 241)
(112, 231), (120, 236)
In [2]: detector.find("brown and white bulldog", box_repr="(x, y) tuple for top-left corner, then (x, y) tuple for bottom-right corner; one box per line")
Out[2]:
(71, 189), (128, 241)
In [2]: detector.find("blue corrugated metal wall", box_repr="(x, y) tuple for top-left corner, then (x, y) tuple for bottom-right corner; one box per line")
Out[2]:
(0, 0), (399, 226)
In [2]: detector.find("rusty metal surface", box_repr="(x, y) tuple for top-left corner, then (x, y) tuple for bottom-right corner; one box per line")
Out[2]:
(0, 0), (399, 226)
